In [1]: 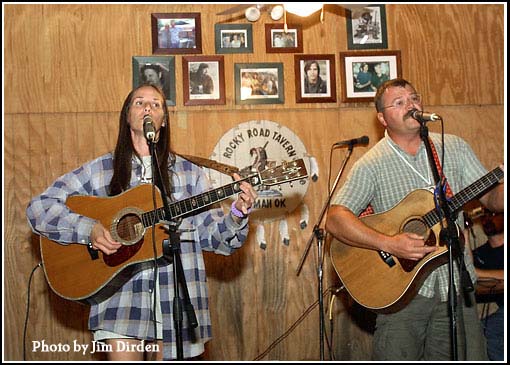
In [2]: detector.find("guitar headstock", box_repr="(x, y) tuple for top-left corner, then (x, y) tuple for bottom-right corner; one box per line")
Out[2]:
(258, 159), (308, 186)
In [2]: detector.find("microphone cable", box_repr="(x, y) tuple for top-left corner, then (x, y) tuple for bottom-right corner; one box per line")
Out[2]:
(252, 285), (341, 361)
(149, 146), (161, 344)
(23, 262), (43, 361)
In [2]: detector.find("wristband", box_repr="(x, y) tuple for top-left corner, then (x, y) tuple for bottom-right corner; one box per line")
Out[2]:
(231, 201), (251, 218)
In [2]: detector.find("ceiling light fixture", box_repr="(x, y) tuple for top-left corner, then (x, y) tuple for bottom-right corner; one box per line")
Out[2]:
(283, 3), (324, 31)
(270, 5), (284, 21)
(284, 3), (323, 17)
(245, 6), (261, 22)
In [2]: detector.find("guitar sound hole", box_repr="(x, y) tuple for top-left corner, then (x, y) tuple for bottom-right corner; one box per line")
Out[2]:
(403, 218), (428, 237)
(115, 213), (143, 242)
(399, 218), (432, 272)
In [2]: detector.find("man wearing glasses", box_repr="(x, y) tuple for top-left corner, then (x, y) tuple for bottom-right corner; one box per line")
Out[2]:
(326, 78), (503, 360)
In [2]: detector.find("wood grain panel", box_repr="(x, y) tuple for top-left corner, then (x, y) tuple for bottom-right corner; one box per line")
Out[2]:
(3, 3), (504, 361)
(389, 4), (504, 105)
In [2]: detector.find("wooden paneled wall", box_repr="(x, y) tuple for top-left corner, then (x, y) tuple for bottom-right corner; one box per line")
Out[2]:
(3, 3), (504, 361)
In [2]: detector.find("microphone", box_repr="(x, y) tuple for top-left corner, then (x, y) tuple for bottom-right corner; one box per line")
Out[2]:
(143, 115), (156, 142)
(333, 135), (369, 147)
(411, 109), (441, 123)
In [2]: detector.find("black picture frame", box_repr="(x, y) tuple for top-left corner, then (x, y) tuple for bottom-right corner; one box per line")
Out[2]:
(132, 56), (176, 106)
(346, 5), (388, 50)
(151, 12), (202, 55)
(234, 63), (284, 105)
(295, 54), (336, 103)
(183, 56), (225, 106)
(214, 23), (253, 54)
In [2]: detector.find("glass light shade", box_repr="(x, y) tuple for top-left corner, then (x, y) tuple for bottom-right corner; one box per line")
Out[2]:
(270, 5), (284, 20)
(245, 6), (261, 22)
(284, 3), (323, 17)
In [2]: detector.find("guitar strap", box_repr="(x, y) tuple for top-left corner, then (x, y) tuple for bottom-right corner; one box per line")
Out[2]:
(177, 153), (239, 177)
(427, 137), (453, 198)
(428, 138), (474, 296)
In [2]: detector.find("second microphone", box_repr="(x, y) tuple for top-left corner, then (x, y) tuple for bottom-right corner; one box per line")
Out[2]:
(333, 136), (369, 147)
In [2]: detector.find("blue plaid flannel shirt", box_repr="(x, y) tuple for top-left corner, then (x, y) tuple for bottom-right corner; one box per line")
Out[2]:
(26, 153), (249, 359)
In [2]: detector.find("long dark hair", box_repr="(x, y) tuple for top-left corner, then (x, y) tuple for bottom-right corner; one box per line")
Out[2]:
(109, 83), (174, 196)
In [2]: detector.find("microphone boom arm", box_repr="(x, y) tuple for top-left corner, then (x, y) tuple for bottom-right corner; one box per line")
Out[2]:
(296, 145), (354, 276)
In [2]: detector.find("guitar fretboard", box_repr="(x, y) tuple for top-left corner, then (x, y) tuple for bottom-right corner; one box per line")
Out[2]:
(140, 175), (261, 226)
(422, 166), (503, 228)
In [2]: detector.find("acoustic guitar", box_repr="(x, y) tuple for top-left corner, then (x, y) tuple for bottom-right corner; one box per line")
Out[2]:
(330, 166), (503, 313)
(40, 159), (308, 304)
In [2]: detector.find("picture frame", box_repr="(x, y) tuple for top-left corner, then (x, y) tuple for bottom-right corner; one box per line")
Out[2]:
(234, 63), (284, 105)
(182, 56), (225, 106)
(294, 54), (336, 103)
(151, 13), (202, 54)
(214, 23), (253, 54)
(265, 24), (303, 53)
(346, 5), (387, 50)
(339, 50), (401, 103)
(132, 56), (176, 106)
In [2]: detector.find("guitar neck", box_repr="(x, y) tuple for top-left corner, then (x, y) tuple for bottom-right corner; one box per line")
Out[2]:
(423, 166), (503, 228)
(141, 174), (262, 226)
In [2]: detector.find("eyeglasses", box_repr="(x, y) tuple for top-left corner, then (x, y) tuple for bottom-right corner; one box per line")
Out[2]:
(381, 94), (422, 110)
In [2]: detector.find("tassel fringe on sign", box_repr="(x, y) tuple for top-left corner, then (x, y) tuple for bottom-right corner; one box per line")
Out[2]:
(300, 203), (309, 229)
(309, 156), (319, 182)
(256, 224), (266, 250)
(279, 219), (290, 246)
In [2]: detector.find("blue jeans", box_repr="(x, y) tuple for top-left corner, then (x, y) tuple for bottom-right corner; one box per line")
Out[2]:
(482, 305), (504, 361)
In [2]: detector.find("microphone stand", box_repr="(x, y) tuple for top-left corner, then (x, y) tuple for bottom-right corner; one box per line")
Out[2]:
(295, 143), (356, 361)
(148, 141), (198, 360)
(419, 123), (463, 361)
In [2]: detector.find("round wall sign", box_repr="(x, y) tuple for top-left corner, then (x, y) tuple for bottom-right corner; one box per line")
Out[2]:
(208, 120), (310, 223)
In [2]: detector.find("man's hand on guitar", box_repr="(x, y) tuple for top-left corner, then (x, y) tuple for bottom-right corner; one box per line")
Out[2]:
(387, 232), (437, 261)
(90, 223), (122, 255)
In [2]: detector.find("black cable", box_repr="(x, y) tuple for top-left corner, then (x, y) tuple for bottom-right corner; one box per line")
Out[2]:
(23, 262), (43, 361)
(253, 285), (338, 361)
(150, 148), (161, 346)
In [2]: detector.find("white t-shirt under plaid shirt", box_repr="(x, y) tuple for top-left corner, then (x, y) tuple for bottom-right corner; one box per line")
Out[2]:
(332, 131), (489, 301)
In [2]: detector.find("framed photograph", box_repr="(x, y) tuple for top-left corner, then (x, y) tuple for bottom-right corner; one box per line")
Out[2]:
(265, 24), (303, 53)
(215, 23), (253, 54)
(182, 56), (225, 106)
(151, 13), (202, 54)
(234, 63), (284, 105)
(294, 54), (336, 103)
(132, 56), (176, 106)
(346, 5), (387, 50)
(339, 50), (401, 103)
